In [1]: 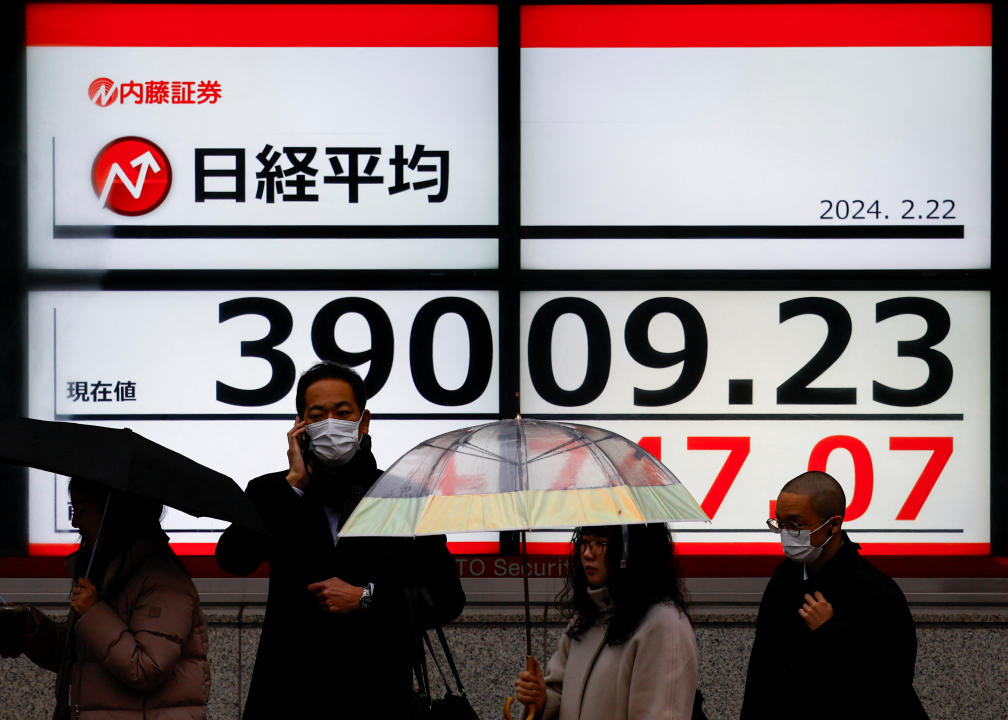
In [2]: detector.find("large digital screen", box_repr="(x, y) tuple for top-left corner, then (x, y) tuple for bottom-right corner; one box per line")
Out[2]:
(20, 3), (995, 559)
(26, 288), (504, 552)
(521, 4), (991, 270)
(26, 3), (499, 270)
(519, 289), (990, 553)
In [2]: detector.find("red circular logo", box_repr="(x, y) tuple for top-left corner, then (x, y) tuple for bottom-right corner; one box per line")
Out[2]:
(88, 77), (118, 107)
(91, 137), (172, 216)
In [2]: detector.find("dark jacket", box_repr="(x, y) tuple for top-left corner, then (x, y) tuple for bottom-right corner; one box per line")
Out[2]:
(740, 533), (928, 720)
(25, 532), (210, 720)
(215, 446), (465, 719)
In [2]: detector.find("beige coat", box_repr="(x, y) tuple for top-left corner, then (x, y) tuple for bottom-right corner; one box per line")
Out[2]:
(543, 587), (698, 720)
(24, 533), (210, 720)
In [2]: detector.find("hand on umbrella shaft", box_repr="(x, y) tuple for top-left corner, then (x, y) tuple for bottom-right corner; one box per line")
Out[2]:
(514, 656), (546, 714)
(70, 578), (98, 615)
(307, 577), (364, 614)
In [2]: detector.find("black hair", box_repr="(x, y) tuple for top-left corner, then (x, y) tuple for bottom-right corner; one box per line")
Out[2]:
(558, 523), (688, 646)
(295, 361), (368, 417)
(68, 475), (164, 554)
(780, 470), (847, 520)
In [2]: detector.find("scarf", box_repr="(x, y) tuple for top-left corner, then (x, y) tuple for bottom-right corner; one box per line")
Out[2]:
(304, 435), (379, 527)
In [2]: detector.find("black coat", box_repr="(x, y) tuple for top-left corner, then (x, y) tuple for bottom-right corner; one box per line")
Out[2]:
(215, 447), (465, 719)
(740, 533), (928, 720)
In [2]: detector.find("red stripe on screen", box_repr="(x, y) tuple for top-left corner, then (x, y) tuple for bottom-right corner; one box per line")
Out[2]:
(27, 540), (991, 559)
(27, 4), (498, 48)
(521, 4), (991, 48)
(29, 542), (223, 557)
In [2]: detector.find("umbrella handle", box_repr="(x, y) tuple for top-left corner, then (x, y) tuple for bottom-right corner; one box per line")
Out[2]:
(503, 696), (535, 720)
(503, 656), (538, 720)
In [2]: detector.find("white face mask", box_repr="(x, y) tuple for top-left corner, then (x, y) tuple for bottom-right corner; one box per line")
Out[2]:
(306, 417), (362, 466)
(780, 518), (836, 564)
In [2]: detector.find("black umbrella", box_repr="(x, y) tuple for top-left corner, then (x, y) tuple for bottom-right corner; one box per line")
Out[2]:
(0, 417), (268, 537)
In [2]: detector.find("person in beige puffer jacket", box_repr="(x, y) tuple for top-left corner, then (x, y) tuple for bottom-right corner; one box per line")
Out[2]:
(21, 476), (210, 720)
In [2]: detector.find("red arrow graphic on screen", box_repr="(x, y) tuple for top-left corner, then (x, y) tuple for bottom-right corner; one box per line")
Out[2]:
(98, 151), (162, 207)
(91, 136), (172, 216)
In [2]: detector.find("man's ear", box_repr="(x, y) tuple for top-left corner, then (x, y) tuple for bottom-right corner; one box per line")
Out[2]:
(358, 409), (371, 437)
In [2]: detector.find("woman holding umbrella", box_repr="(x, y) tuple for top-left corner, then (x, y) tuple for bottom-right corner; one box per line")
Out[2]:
(513, 523), (699, 720)
(13, 476), (210, 720)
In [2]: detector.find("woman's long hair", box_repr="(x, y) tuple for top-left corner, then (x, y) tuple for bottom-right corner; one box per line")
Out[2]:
(69, 476), (170, 587)
(557, 523), (687, 646)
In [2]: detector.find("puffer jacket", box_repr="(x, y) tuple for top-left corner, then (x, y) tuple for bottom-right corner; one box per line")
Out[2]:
(24, 532), (210, 720)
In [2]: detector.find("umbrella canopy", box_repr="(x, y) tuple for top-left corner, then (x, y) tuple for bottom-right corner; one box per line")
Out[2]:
(340, 418), (708, 538)
(0, 417), (267, 535)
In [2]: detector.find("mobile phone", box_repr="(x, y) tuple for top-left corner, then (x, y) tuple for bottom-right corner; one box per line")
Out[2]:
(299, 422), (313, 457)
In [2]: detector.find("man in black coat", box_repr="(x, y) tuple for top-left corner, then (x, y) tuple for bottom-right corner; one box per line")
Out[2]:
(740, 471), (928, 720)
(216, 362), (465, 719)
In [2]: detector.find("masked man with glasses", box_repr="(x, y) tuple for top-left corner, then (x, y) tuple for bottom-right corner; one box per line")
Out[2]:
(216, 362), (464, 719)
(740, 471), (929, 720)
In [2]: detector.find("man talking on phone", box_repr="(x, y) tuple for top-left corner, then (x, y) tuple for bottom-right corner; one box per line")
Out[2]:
(216, 362), (464, 719)
(739, 470), (928, 719)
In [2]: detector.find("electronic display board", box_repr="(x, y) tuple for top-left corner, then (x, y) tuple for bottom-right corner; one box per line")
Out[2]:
(519, 290), (990, 553)
(22, 2), (503, 554)
(26, 3), (499, 270)
(17, 3), (996, 560)
(521, 3), (992, 270)
(26, 289), (502, 552)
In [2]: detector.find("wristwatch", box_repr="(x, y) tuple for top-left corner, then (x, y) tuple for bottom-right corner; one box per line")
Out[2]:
(359, 583), (373, 610)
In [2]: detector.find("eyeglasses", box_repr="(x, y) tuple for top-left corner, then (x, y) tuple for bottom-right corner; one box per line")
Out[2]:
(577, 538), (609, 555)
(766, 517), (835, 538)
(69, 501), (96, 522)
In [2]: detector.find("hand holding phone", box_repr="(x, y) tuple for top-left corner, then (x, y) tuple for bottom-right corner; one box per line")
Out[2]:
(286, 417), (310, 490)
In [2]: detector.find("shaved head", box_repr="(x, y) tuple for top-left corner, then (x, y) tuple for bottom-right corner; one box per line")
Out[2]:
(780, 471), (846, 521)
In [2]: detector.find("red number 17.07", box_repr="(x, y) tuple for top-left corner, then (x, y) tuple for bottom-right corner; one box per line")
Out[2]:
(640, 435), (953, 522)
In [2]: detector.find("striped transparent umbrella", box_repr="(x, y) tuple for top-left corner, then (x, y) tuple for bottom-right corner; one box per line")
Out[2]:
(339, 418), (708, 720)
(339, 418), (707, 538)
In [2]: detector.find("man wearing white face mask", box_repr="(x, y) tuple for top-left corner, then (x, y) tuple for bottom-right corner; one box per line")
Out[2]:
(740, 471), (928, 720)
(216, 362), (465, 720)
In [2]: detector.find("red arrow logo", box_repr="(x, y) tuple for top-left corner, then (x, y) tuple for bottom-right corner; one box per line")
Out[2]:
(91, 137), (172, 216)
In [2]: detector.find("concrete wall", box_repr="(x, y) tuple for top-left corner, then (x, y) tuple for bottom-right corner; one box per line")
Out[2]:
(2, 602), (1007, 720)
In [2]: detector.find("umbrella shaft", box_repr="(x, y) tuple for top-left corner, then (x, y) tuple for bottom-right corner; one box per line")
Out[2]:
(522, 531), (532, 657)
(83, 492), (112, 582)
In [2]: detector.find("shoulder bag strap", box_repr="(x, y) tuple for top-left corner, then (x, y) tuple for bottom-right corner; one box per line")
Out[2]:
(422, 629), (453, 691)
(431, 623), (467, 696)
(403, 587), (431, 703)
